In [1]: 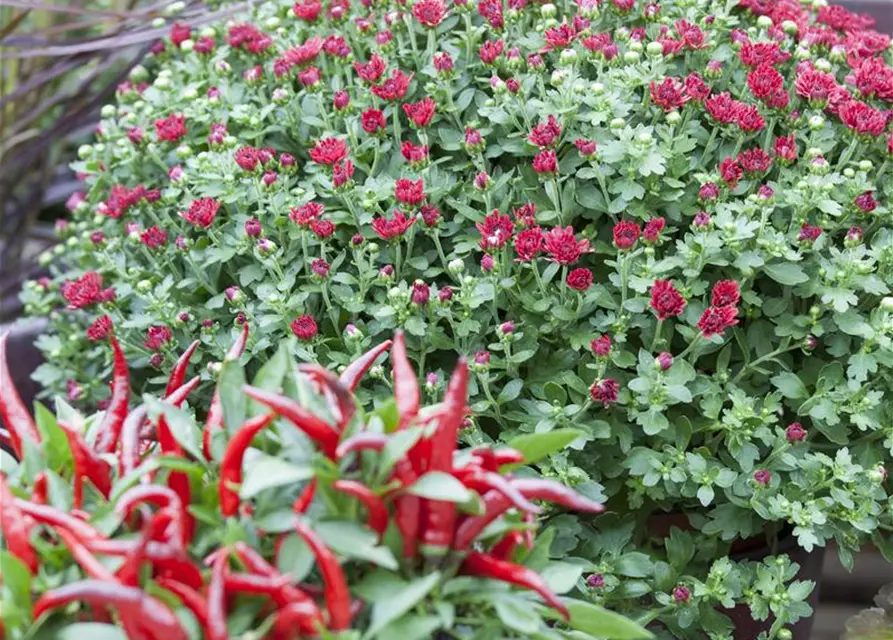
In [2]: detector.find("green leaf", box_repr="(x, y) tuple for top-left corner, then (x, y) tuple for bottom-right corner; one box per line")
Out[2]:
(506, 429), (584, 466)
(374, 615), (443, 640)
(497, 379), (523, 404)
(276, 533), (315, 583)
(563, 600), (653, 639)
(366, 571), (442, 639)
(219, 359), (247, 435)
(34, 401), (71, 472)
(55, 624), (128, 640)
(314, 521), (398, 570)
(378, 427), (424, 480)
(145, 397), (204, 463)
(494, 596), (543, 634)
(541, 562), (584, 594)
(249, 342), (291, 415)
(240, 454), (314, 499)
(763, 263), (808, 286)
(406, 471), (473, 503)
(770, 372), (808, 400)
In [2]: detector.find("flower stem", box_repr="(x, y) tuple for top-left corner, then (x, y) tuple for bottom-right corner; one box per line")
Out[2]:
(650, 319), (664, 352)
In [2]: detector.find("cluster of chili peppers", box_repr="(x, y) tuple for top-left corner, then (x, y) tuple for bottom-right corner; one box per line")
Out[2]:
(0, 326), (604, 638)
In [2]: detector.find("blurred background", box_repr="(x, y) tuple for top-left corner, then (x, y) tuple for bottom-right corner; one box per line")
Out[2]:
(2, 1), (893, 637)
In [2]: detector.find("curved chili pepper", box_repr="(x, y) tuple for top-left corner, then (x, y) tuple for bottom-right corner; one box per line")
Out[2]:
(0, 332), (42, 458)
(459, 551), (569, 619)
(274, 601), (326, 638)
(243, 386), (340, 458)
(335, 432), (388, 460)
(490, 530), (524, 561)
(453, 479), (604, 550)
(231, 541), (322, 615)
(154, 412), (194, 544)
(58, 420), (112, 508)
(219, 413), (275, 517)
(33, 580), (189, 640)
(15, 499), (104, 542)
(419, 358), (469, 549)
(115, 485), (188, 549)
(156, 578), (209, 631)
(390, 331), (420, 431)
(0, 426), (12, 451)
(224, 572), (292, 596)
(207, 549), (230, 640)
(87, 539), (204, 590)
(393, 459), (420, 559)
(456, 468), (542, 514)
(165, 375), (200, 409)
(164, 340), (200, 397)
(469, 446), (526, 471)
(0, 474), (38, 573)
(55, 527), (116, 581)
(293, 517), (351, 631)
(339, 339), (393, 391)
(116, 509), (175, 586)
(94, 335), (130, 454)
(298, 364), (355, 429)
(202, 323), (250, 460)
(293, 478), (317, 514)
(31, 472), (48, 505)
(334, 480), (389, 538)
(119, 405), (149, 476)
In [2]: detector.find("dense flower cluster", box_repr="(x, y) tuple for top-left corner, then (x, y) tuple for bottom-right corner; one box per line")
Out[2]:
(23, 0), (893, 634)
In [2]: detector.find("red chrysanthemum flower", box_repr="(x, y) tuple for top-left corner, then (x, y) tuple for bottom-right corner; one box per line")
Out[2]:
(590, 378), (620, 407)
(529, 116), (562, 148)
(309, 138), (349, 165)
(290, 202), (324, 227)
(371, 69), (413, 102)
(403, 97), (436, 128)
(532, 150), (558, 175)
(354, 54), (387, 83)
(711, 280), (740, 307)
(650, 280), (687, 320)
(412, 0), (446, 27)
(773, 134), (798, 164)
(291, 315), (318, 341)
(514, 226), (544, 262)
(747, 63), (784, 101)
(737, 148), (773, 175)
(332, 160), (355, 188)
(310, 219), (336, 239)
(698, 305), (739, 337)
(855, 191), (878, 213)
(361, 109), (387, 134)
(543, 23), (578, 51)
(62, 272), (103, 310)
(144, 325), (172, 351)
(643, 217), (666, 243)
(284, 36), (324, 67)
(395, 178), (427, 207)
(719, 157), (743, 187)
(798, 222), (823, 243)
(154, 113), (186, 142)
(705, 92), (740, 126)
(372, 211), (417, 241)
(293, 0), (322, 21)
(838, 100), (887, 137)
(567, 267), (593, 291)
(479, 39), (504, 65)
(181, 198), (220, 228)
(86, 315), (114, 341)
(613, 220), (641, 250)
(684, 72), (711, 102)
(169, 23), (192, 47)
(477, 211), (515, 252)
(544, 226), (591, 265)
(590, 335), (612, 357)
(401, 141), (429, 165)
(141, 226), (168, 249)
(650, 77), (689, 112)
(795, 67), (837, 105)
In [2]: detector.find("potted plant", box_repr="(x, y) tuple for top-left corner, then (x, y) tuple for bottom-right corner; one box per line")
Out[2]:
(19, 0), (893, 635)
(0, 327), (652, 639)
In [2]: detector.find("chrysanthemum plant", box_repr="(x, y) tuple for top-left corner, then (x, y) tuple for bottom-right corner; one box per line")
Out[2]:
(0, 328), (654, 639)
(18, 0), (893, 634)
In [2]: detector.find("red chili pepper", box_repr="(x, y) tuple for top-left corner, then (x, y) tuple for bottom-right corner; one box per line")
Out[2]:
(0, 474), (38, 573)
(115, 485), (188, 549)
(0, 426), (12, 450)
(87, 539), (204, 590)
(392, 460), (420, 559)
(334, 480), (389, 538)
(459, 551), (569, 619)
(339, 339), (393, 391)
(119, 405), (150, 476)
(469, 446), (526, 471)
(94, 335), (131, 454)
(31, 472), (48, 505)
(242, 386), (340, 458)
(33, 580), (189, 640)
(292, 478), (317, 514)
(490, 530), (524, 561)
(390, 331), (420, 431)
(293, 517), (351, 631)
(455, 468), (542, 514)
(15, 499), (104, 542)
(298, 363), (355, 430)
(453, 478), (604, 550)
(0, 332), (42, 458)
(156, 578), (210, 631)
(57, 420), (112, 508)
(116, 510), (175, 586)
(153, 411), (194, 544)
(419, 358), (469, 550)
(202, 323), (250, 460)
(224, 572), (292, 596)
(334, 432), (388, 460)
(55, 527), (116, 581)
(273, 601), (326, 638)
(165, 375), (200, 409)
(231, 541), (322, 619)
(207, 549), (230, 640)
(164, 340), (200, 397)
(219, 413), (275, 517)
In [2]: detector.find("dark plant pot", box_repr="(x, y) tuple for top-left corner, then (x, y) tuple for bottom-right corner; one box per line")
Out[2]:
(0, 318), (45, 457)
(725, 534), (826, 640)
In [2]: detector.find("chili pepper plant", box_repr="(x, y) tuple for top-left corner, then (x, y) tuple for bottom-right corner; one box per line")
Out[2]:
(16, 0), (893, 635)
(1, 327), (654, 639)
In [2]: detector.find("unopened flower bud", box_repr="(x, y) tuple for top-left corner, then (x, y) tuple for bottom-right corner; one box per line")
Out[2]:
(481, 254), (495, 273)
(673, 586), (691, 603)
(656, 352), (674, 371)
(499, 321), (514, 335)
(225, 286), (243, 303)
(753, 469), (772, 486)
(448, 258), (465, 274)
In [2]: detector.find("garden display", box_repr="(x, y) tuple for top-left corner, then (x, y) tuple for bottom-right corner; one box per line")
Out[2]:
(9, 0), (893, 635)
